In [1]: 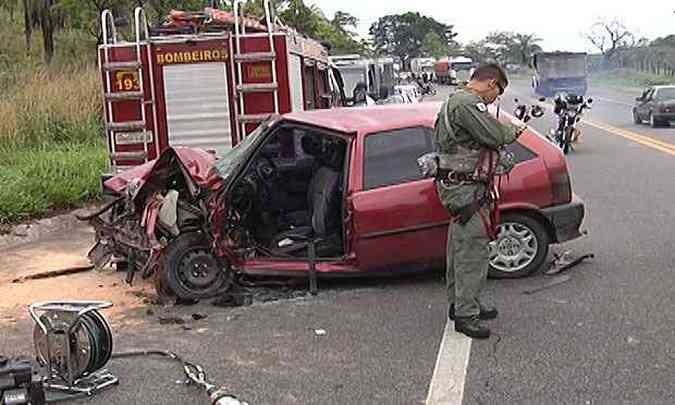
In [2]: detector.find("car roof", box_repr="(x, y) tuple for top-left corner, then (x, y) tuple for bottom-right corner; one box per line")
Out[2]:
(283, 103), (442, 135)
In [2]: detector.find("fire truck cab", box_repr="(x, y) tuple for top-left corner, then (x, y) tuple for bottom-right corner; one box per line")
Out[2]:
(98, 1), (345, 177)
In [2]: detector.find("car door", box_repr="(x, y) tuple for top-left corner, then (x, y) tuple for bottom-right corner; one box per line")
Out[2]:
(638, 88), (653, 119)
(349, 126), (450, 272)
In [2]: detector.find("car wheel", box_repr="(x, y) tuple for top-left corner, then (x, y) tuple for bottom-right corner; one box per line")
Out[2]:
(649, 112), (659, 128)
(633, 110), (642, 124)
(489, 213), (550, 279)
(161, 232), (233, 300)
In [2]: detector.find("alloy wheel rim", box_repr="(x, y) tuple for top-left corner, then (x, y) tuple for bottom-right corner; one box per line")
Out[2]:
(489, 222), (539, 273)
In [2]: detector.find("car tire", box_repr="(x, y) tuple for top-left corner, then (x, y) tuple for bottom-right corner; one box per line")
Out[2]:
(633, 110), (642, 124)
(489, 213), (550, 279)
(649, 112), (659, 128)
(160, 232), (233, 300)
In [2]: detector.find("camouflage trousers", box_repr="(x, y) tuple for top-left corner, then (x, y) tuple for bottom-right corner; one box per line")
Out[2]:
(446, 209), (492, 318)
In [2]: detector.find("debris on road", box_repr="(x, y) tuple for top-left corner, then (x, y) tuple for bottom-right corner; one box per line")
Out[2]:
(158, 316), (187, 325)
(522, 275), (572, 295)
(11, 264), (94, 283)
(544, 252), (595, 275)
(191, 313), (207, 321)
(314, 329), (327, 336)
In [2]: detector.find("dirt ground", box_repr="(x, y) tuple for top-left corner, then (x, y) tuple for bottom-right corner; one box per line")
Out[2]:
(0, 222), (154, 327)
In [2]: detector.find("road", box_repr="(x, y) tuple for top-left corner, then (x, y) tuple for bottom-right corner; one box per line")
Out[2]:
(0, 82), (673, 405)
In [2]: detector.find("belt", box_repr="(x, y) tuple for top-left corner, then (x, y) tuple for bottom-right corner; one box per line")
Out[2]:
(436, 169), (482, 184)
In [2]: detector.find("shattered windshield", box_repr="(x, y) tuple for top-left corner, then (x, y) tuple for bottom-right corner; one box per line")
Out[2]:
(214, 119), (275, 181)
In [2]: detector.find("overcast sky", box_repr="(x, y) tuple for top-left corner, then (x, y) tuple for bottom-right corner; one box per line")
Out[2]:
(310, 0), (674, 53)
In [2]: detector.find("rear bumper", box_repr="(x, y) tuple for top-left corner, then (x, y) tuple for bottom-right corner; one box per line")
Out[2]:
(653, 113), (675, 121)
(540, 194), (585, 243)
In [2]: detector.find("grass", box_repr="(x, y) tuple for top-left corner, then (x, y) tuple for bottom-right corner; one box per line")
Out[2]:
(0, 10), (107, 224)
(589, 69), (675, 91)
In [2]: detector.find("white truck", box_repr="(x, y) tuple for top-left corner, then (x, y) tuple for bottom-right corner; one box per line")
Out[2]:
(435, 56), (474, 85)
(411, 57), (436, 82)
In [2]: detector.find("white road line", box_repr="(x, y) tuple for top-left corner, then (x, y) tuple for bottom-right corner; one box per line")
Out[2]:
(425, 322), (472, 405)
(591, 96), (633, 107)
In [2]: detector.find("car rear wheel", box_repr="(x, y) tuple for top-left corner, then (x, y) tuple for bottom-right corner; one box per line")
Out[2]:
(489, 213), (550, 279)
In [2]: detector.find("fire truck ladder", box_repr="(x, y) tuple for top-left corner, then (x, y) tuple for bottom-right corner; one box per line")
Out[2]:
(99, 8), (157, 173)
(233, 0), (280, 143)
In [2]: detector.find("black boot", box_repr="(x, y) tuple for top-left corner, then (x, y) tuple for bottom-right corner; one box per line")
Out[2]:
(454, 316), (491, 339)
(449, 304), (498, 321)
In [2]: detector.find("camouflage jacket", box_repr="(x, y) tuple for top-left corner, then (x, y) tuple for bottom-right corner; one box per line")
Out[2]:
(433, 89), (521, 213)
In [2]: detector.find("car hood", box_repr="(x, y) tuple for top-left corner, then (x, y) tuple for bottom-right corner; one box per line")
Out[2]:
(104, 147), (222, 198)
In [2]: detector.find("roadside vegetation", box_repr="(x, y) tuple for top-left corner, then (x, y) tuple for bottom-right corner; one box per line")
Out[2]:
(589, 69), (674, 91)
(0, 9), (105, 224)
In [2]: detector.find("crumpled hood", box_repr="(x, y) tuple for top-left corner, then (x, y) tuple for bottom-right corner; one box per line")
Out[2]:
(104, 147), (223, 197)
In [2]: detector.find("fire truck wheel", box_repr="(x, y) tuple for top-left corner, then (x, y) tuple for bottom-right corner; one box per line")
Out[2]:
(162, 232), (233, 300)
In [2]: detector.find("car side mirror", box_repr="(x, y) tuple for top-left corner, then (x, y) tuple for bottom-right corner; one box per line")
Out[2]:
(587, 98), (593, 104)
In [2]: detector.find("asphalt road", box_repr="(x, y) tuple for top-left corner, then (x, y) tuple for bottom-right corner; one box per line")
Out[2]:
(0, 82), (673, 405)
(460, 81), (675, 404)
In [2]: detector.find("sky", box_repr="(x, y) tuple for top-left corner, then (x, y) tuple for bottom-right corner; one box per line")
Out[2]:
(309, 0), (674, 53)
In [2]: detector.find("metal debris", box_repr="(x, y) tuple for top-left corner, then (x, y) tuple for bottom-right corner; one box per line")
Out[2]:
(11, 265), (94, 283)
(522, 275), (572, 295)
(544, 252), (595, 275)
(158, 316), (186, 325)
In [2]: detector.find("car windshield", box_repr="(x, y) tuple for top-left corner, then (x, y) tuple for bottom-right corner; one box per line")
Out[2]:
(214, 119), (276, 181)
(655, 88), (675, 100)
(452, 62), (473, 71)
(339, 68), (367, 98)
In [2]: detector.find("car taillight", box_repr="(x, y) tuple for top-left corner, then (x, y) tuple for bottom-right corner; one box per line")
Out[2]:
(550, 169), (572, 205)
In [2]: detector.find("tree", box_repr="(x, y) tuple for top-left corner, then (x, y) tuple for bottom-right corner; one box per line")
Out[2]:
(513, 33), (542, 64)
(421, 32), (446, 59)
(585, 19), (636, 67)
(369, 12), (457, 67)
(1, 0), (19, 21)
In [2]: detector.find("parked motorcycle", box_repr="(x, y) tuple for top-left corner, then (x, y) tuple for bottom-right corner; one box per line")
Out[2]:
(551, 93), (593, 154)
(420, 81), (437, 96)
(513, 98), (546, 122)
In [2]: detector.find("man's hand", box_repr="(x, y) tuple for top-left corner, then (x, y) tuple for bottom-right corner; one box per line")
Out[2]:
(507, 117), (528, 139)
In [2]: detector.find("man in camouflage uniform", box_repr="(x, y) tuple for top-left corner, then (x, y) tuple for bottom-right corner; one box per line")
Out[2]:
(433, 64), (527, 339)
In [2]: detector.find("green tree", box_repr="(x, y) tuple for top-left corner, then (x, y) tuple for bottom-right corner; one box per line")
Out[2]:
(369, 12), (457, 67)
(513, 33), (542, 64)
(421, 31), (447, 58)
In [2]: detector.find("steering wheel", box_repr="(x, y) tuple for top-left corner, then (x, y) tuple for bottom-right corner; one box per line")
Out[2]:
(255, 156), (277, 183)
(229, 176), (256, 220)
(253, 156), (278, 209)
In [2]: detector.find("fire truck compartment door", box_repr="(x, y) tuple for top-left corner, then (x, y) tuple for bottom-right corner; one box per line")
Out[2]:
(288, 54), (304, 112)
(163, 63), (232, 155)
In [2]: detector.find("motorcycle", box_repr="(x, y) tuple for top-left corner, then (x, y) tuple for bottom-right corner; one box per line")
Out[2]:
(513, 97), (546, 123)
(420, 81), (437, 96)
(550, 93), (593, 154)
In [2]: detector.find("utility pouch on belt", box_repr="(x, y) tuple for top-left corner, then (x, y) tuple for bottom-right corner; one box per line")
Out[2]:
(417, 145), (483, 180)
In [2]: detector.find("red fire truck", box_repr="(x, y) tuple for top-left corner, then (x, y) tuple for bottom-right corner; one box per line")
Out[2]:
(98, 1), (345, 175)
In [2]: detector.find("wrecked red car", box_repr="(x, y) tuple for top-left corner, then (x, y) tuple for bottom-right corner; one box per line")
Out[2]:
(82, 103), (585, 300)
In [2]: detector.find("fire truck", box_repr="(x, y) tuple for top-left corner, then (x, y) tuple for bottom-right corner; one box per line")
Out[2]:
(98, 0), (345, 176)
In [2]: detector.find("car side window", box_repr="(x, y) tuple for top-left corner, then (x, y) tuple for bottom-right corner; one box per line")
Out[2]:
(363, 127), (433, 190)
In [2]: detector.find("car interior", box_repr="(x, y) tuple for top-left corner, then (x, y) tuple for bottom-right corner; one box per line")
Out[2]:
(229, 124), (348, 258)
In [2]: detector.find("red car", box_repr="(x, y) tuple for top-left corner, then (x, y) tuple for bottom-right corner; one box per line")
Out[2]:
(84, 103), (585, 299)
